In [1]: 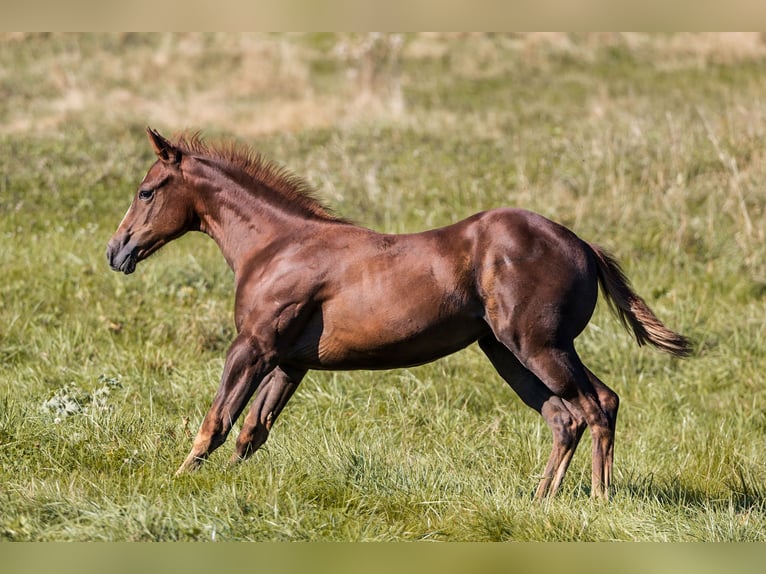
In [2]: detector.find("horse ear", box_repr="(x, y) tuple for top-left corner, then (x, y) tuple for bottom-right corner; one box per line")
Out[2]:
(146, 127), (181, 165)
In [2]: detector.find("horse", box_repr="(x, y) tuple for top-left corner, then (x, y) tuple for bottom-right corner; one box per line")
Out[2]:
(106, 127), (691, 499)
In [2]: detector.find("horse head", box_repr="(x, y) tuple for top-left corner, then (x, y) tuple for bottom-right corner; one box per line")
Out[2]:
(106, 128), (198, 274)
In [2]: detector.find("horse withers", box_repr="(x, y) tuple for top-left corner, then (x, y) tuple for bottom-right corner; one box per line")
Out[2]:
(106, 128), (691, 499)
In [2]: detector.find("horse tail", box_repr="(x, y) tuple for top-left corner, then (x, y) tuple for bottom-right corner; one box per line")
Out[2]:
(587, 243), (692, 357)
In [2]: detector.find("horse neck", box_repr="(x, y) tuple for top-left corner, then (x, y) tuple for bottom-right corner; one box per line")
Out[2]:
(189, 163), (320, 275)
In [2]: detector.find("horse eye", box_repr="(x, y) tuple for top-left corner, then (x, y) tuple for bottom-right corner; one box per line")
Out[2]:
(138, 188), (154, 201)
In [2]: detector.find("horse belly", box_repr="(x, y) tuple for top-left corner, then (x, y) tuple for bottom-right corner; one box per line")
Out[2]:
(326, 317), (488, 369)
(286, 305), (489, 371)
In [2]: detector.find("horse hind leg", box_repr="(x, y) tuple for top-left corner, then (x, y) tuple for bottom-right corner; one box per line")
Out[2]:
(521, 345), (617, 499)
(584, 366), (619, 493)
(537, 398), (587, 498)
(478, 336), (587, 499)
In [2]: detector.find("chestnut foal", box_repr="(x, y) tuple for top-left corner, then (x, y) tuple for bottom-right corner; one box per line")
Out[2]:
(107, 128), (691, 498)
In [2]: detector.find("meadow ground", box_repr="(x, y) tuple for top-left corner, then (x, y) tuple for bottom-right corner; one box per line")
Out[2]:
(1, 33), (765, 541)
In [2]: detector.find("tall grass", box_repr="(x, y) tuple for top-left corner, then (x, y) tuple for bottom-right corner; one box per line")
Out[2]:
(1, 33), (765, 540)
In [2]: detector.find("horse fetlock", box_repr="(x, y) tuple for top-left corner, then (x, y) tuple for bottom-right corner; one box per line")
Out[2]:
(590, 484), (610, 500)
(534, 475), (555, 499)
(235, 425), (269, 459)
(209, 430), (229, 450)
(175, 451), (207, 475)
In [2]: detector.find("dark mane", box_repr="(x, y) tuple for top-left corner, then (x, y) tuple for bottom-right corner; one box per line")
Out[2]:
(172, 132), (349, 224)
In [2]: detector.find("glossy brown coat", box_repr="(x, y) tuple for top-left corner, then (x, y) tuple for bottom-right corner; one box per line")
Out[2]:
(107, 128), (691, 498)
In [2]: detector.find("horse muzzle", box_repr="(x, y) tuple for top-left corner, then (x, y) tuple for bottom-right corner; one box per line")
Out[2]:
(106, 237), (138, 275)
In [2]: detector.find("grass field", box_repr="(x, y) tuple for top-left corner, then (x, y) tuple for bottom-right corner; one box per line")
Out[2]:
(1, 33), (765, 541)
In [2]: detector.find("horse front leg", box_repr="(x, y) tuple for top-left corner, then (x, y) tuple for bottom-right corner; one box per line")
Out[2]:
(230, 365), (306, 463)
(176, 335), (277, 475)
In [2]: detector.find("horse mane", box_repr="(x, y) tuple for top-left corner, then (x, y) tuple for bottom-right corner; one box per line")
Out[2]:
(172, 132), (349, 224)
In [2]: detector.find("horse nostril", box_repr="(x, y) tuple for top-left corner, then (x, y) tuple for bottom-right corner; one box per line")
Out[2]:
(106, 238), (124, 269)
(106, 241), (117, 264)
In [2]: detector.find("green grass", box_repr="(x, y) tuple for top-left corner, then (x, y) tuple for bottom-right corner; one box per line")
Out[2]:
(1, 33), (765, 541)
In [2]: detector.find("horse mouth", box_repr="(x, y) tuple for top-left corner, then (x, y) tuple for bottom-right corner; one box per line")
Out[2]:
(107, 242), (139, 275)
(118, 252), (137, 275)
(108, 237), (166, 275)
